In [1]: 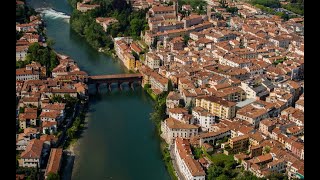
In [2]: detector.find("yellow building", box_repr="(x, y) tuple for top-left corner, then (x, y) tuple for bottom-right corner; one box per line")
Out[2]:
(229, 134), (249, 153)
(195, 96), (236, 119)
(123, 52), (136, 71)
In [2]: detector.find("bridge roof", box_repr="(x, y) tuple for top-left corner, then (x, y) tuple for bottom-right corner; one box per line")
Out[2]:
(89, 73), (142, 80)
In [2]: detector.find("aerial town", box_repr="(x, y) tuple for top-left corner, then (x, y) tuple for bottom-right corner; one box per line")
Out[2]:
(16, 0), (303, 179)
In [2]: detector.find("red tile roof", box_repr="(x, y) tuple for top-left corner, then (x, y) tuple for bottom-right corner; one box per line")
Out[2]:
(45, 148), (63, 176)
(21, 139), (44, 159)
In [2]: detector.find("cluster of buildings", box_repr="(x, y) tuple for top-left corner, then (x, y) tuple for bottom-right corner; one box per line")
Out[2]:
(16, 57), (88, 178)
(134, 0), (304, 179)
(16, 14), (44, 61)
(114, 37), (146, 71)
(16, 2), (89, 178)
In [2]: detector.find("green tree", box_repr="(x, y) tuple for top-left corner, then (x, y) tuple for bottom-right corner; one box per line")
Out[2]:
(167, 79), (173, 92)
(46, 172), (60, 180)
(208, 165), (223, 179)
(132, 51), (139, 60)
(183, 35), (190, 46)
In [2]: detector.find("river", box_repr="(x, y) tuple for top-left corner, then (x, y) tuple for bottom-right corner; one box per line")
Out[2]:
(26, 0), (171, 180)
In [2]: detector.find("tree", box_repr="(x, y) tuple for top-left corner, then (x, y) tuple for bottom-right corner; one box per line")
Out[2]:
(47, 38), (55, 47)
(46, 172), (60, 180)
(263, 145), (271, 154)
(183, 35), (190, 46)
(151, 36), (158, 49)
(167, 79), (173, 92)
(132, 51), (139, 60)
(208, 165), (223, 179)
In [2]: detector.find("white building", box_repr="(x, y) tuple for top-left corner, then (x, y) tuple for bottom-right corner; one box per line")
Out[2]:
(16, 68), (40, 81)
(174, 137), (206, 180)
(192, 106), (215, 131)
(161, 117), (199, 144)
(145, 52), (161, 70)
(20, 139), (44, 168)
(16, 45), (28, 61)
(168, 107), (188, 121)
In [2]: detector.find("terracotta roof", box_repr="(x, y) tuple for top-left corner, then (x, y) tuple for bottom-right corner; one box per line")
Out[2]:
(165, 118), (198, 129)
(21, 139), (44, 159)
(168, 107), (188, 114)
(42, 121), (57, 127)
(19, 112), (37, 120)
(230, 134), (249, 142)
(43, 103), (66, 111)
(197, 95), (236, 107)
(45, 148), (63, 176)
(40, 134), (58, 142)
(40, 111), (60, 119)
(24, 128), (38, 135)
(175, 138), (206, 176)
(152, 5), (174, 12)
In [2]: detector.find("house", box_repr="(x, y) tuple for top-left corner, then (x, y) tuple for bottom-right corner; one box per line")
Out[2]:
(95, 17), (118, 32)
(20, 139), (44, 168)
(20, 33), (40, 43)
(195, 96), (236, 119)
(42, 121), (57, 134)
(16, 127), (39, 151)
(45, 148), (63, 179)
(19, 96), (40, 108)
(16, 23), (39, 32)
(227, 134), (249, 154)
(145, 52), (161, 70)
(212, 86), (246, 102)
(295, 98), (304, 112)
(18, 108), (38, 129)
(240, 79), (271, 100)
(161, 117), (199, 144)
(236, 103), (270, 128)
(148, 5), (176, 18)
(169, 37), (184, 51)
(16, 45), (29, 61)
(76, 2), (100, 12)
(166, 91), (182, 110)
(168, 107), (189, 121)
(16, 68), (40, 81)
(259, 119), (276, 136)
(40, 110), (61, 124)
(42, 103), (66, 120)
(149, 71), (168, 93)
(174, 138), (206, 180)
(192, 106), (216, 131)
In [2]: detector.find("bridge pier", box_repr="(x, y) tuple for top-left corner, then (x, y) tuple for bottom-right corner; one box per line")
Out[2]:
(107, 83), (112, 91)
(129, 81), (134, 90)
(95, 83), (100, 93)
(118, 82), (122, 91)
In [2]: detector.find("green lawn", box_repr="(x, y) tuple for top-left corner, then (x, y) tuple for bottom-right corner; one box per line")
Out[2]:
(208, 153), (234, 164)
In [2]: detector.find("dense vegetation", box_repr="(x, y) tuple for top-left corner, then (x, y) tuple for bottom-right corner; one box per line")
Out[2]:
(46, 172), (60, 180)
(250, 0), (303, 18)
(16, 167), (38, 180)
(250, 0), (281, 8)
(69, 0), (148, 51)
(282, 1), (304, 15)
(16, 1), (37, 23)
